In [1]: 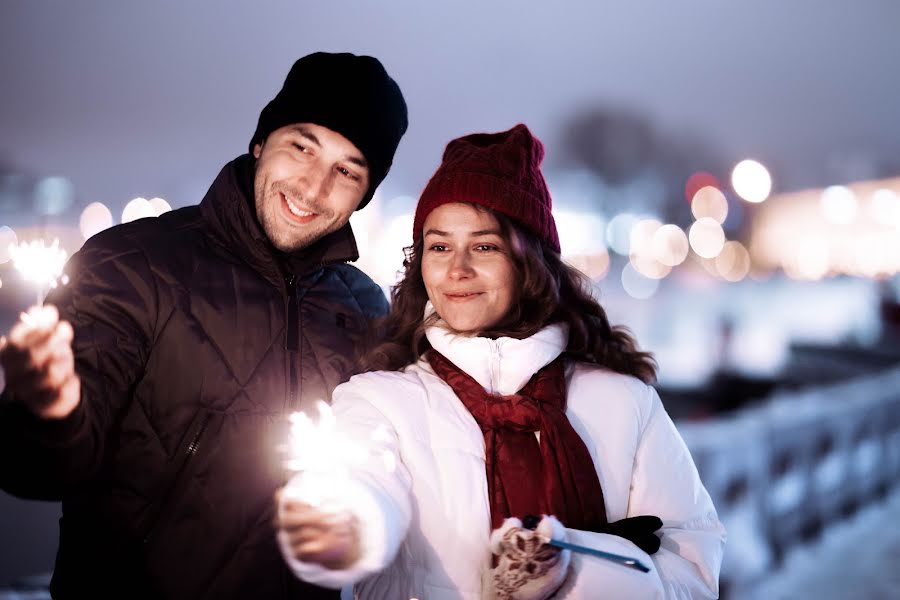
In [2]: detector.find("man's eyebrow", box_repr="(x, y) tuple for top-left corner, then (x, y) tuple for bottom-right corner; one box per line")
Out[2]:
(289, 126), (321, 147)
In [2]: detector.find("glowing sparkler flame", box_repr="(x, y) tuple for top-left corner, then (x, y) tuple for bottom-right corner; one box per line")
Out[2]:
(8, 239), (69, 305)
(283, 401), (397, 508)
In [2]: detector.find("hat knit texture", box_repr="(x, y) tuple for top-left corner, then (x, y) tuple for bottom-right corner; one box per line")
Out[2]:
(413, 124), (560, 252)
(250, 52), (408, 209)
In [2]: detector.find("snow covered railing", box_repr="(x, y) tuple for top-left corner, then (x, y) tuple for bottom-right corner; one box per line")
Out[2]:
(676, 365), (900, 596)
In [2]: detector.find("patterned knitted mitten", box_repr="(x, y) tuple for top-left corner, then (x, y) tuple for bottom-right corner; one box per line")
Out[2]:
(483, 516), (571, 600)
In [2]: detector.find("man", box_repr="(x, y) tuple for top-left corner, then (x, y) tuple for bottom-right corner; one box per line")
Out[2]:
(0, 52), (407, 599)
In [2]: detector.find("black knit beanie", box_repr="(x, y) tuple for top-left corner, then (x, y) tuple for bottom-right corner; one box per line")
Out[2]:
(249, 52), (408, 209)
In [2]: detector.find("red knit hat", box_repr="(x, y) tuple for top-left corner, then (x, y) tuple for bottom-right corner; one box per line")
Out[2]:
(413, 124), (561, 253)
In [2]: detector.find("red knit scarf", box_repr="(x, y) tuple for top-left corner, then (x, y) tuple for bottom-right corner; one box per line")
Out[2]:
(428, 349), (608, 532)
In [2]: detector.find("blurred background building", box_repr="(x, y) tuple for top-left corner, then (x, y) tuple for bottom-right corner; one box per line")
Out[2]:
(2, 1), (899, 598)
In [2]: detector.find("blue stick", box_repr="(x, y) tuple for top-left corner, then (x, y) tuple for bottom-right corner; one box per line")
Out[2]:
(548, 539), (651, 573)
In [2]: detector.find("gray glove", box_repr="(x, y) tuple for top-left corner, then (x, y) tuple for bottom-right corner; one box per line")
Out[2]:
(484, 516), (571, 600)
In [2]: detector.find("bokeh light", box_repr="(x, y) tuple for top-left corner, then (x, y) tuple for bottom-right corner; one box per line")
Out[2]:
(621, 263), (659, 299)
(820, 186), (858, 225)
(783, 238), (830, 280)
(651, 224), (689, 266)
(684, 172), (721, 204)
(122, 197), (156, 223)
(0, 226), (19, 263)
(606, 213), (640, 255)
(149, 197), (172, 216)
(731, 159), (772, 203)
(629, 218), (663, 257)
(566, 248), (610, 280)
(553, 210), (607, 255)
(870, 188), (900, 228)
(79, 202), (114, 240)
(714, 241), (751, 282)
(630, 252), (672, 279)
(33, 176), (75, 216)
(689, 218), (726, 258)
(691, 186), (729, 224)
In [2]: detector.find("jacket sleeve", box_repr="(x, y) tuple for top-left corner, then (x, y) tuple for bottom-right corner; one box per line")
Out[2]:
(278, 377), (413, 589)
(559, 386), (725, 599)
(0, 230), (157, 499)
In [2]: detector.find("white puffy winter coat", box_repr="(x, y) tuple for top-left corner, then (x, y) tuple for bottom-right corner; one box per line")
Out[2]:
(280, 323), (725, 599)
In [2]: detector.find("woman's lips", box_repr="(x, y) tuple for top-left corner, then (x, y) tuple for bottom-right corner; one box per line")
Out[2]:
(444, 292), (484, 302)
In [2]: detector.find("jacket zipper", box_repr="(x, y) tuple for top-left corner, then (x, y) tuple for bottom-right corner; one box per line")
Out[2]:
(143, 409), (213, 545)
(285, 275), (300, 412)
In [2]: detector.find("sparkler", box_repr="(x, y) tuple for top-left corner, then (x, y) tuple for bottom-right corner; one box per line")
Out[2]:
(8, 239), (69, 306)
(282, 401), (396, 508)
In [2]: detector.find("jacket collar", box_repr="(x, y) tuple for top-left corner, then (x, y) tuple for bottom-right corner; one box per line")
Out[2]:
(424, 314), (568, 396)
(199, 154), (360, 286)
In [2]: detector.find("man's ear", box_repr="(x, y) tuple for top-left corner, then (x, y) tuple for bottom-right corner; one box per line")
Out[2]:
(252, 141), (263, 159)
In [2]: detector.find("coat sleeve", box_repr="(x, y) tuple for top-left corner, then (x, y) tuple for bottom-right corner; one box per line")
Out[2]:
(558, 385), (725, 599)
(278, 377), (413, 589)
(0, 230), (157, 499)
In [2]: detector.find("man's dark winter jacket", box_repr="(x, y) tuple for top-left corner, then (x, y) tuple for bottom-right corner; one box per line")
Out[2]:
(0, 155), (388, 599)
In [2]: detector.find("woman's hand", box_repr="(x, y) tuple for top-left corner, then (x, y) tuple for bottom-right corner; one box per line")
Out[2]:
(274, 488), (361, 570)
(485, 516), (571, 600)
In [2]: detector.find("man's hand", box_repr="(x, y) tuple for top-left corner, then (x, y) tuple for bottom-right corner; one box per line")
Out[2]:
(275, 488), (361, 570)
(0, 305), (80, 420)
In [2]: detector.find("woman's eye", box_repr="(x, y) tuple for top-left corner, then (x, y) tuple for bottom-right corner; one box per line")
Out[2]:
(475, 244), (497, 252)
(429, 244), (448, 252)
(293, 143), (309, 154)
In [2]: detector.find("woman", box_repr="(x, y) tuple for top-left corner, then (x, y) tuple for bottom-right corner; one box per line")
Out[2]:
(276, 125), (725, 599)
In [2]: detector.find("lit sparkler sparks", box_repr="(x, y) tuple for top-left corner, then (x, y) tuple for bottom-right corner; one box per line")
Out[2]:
(282, 401), (397, 508)
(8, 239), (69, 305)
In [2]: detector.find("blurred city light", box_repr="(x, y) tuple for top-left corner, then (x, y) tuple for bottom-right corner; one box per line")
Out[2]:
(620, 263), (659, 299)
(684, 171), (721, 204)
(33, 176), (74, 216)
(629, 218), (662, 257)
(630, 252), (671, 279)
(79, 202), (114, 240)
(606, 213), (640, 255)
(820, 185), (858, 225)
(651, 224), (689, 267)
(870, 188), (900, 228)
(732, 159), (772, 203)
(714, 240), (751, 282)
(691, 186), (729, 224)
(784, 238), (830, 280)
(0, 226), (19, 263)
(689, 217), (726, 258)
(566, 248), (610, 280)
(149, 197), (172, 216)
(121, 197), (156, 223)
(553, 210), (606, 255)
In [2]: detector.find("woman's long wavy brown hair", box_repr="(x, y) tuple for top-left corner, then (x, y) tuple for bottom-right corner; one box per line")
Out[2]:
(359, 207), (657, 384)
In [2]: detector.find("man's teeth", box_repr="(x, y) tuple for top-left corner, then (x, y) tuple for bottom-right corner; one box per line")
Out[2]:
(284, 194), (314, 217)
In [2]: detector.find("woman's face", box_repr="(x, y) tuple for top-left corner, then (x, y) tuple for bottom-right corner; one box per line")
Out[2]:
(421, 203), (517, 334)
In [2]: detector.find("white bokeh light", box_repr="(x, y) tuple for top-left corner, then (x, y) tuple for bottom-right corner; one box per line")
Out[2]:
(820, 186), (858, 225)
(149, 197), (172, 216)
(122, 197), (156, 223)
(79, 202), (114, 240)
(691, 186), (729, 224)
(651, 224), (689, 267)
(553, 210), (606, 255)
(606, 213), (640, 255)
(714, 241), (751, 282)
(688, 218), (726, 258)
(621, 263), (659, 299)
(731, 159), (772, 203)
(870, 188), (900, 228)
